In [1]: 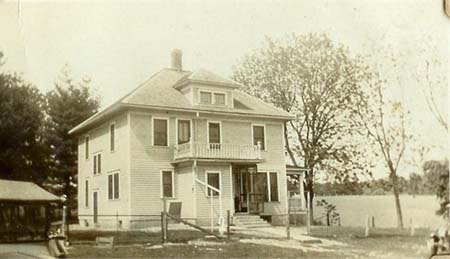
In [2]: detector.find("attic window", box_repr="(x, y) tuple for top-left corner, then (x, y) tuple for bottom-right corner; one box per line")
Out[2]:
(199, 90), (226, 105)
(200, 91), (212, 104)
(214, 93), (225, 105)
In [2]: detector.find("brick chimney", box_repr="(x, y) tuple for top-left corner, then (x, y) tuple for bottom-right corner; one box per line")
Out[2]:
(171, 49), (182, 71)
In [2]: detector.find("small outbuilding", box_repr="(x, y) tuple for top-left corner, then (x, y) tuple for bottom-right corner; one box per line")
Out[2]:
(0, 179), (62, 242)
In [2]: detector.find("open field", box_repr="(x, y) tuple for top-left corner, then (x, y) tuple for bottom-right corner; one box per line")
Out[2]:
(67, 226), (432, 258)
(315, 195), (445, 228)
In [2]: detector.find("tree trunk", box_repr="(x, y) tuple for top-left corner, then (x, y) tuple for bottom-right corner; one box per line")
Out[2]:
(305, 172), (314, 224)
(390, 172), (404, 229)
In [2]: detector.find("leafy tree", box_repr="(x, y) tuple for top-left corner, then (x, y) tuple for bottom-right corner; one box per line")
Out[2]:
(232, 33), (373, 221)
(423, 160), (449, 217)
(0, 52), (48, 184)
(45, 66), (99, 218)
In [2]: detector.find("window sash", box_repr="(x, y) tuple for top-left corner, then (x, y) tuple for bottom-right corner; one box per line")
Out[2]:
(93, 155), (97, 174)
(85, 180), (89, 207)
(214, 93), (225, 105)
(110, 124), (115, 151)
(254, 173), (268, 202)
(97, 154), (101, 173)
(200, 92), (212, 104)
(208, 123), (221, 144)
(270, 172), (279, 202)
(154, 119), (168, 146)
(253, 126), (265, 150)
(108, 175), (113, 200)
(114, 173), (119, 199)
(177, 120), (191, 144)
(85, 137), (89, 159)
(207, 172), (220, 196)
(162, 171), (173, 197)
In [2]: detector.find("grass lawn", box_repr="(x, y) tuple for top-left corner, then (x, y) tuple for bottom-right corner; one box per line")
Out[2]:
(311, 226), (431, 258)
(67, 226), (433, 258)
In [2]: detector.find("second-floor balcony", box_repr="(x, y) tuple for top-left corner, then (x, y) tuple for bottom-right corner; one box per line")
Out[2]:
(173, 142), (262, 162)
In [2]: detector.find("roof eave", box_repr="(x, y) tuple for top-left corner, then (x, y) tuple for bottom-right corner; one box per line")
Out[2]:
(122, 103), (294, 120)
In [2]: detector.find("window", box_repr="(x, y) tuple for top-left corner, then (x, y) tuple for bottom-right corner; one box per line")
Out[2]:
(206, 171), (221, 196)
(214, 93), (226, 105)
(254, 173), (269, 202)
(85, 180), (89, 207)
(93, 155), (97, 174)
(93, 153), (101, 174)
(161, 170), (174, 198)
(177, 120), (191, 144)
(269, 172), (279, 202)
(108, 172), (119, 200)
(200, 91), (212, 104)
(153, 118), (168, 146)
(253, 125), (266, 150)
(110, 123), (115, 151)
(85, 136), (89, 159)
(208, 122), (221, 148)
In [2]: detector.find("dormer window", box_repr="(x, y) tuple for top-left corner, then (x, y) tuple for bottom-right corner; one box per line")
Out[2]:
(214, 93), (226, 105)
(199, 90), (226, 106)
(200, 91), (212, 104)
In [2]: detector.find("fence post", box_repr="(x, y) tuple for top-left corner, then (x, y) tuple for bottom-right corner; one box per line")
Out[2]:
(227, 210), (230, 239)
(410, 218), (415, 236)
(286, 198), (291, 239)
(161, 212), (167, 243)
(163, 199), (168, 242)
(371, 216), (375, 228)
(365, 215), (370, 237)
(116, 211), (119, 235)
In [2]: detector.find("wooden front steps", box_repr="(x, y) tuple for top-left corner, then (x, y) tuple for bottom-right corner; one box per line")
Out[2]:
(233, 214), (271, 228)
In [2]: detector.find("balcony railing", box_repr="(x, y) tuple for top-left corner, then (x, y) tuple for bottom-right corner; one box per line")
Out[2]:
(174, 142), (261, 161)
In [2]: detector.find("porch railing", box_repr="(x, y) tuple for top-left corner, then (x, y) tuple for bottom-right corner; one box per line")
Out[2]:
(174, 142), (261, 161)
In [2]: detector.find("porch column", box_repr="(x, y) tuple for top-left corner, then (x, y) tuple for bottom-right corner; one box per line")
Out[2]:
(299, 172), (306, 210)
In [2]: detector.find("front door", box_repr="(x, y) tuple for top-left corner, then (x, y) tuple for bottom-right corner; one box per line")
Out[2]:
(233, 165), (264, 214)
(93, 192), (98, 224)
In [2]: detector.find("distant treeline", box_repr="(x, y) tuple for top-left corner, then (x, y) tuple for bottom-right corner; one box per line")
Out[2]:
(314, 172), (438, 196)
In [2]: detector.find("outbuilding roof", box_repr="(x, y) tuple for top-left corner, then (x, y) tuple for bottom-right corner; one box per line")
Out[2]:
(0, 179), (62, 202)
(69, 68), (293, 135)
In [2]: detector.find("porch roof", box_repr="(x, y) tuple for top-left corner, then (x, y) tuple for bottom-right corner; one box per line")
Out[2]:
(286, 165), (309, 175)
(0, 179), (62, 203)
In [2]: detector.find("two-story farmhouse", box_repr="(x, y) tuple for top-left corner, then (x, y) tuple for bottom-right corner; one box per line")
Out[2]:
(70, 50), (304, 229)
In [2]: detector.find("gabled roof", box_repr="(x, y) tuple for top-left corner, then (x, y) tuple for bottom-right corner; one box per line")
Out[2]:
(0, 179), (62, 202)
(69, 68), (293, 135)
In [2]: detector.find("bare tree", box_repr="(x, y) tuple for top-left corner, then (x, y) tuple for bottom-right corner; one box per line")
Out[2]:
(233, 33), (373, 221)
(356, 64), (412, 228)
(418, 52), (448, 133)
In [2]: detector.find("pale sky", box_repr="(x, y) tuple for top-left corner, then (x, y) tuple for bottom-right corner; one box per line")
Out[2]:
(1, 0), (449, 178)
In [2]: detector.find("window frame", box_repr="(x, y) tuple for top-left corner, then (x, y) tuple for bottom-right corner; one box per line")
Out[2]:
(160, 169), (175, 198)
(93, 152), (102, 175)
(110, 122), (116, 152)
(199, 90), (213, 104)
(198, 89), (227, 105)
(108, 171), (120, 200)
(213, 92), (226, 105)
(251, 124), (267, 151)
(85, 136), (90, 160)
(176, 118), (193, 145)
(152, 117), (170, 147)
(205, 171), (221, 197)
(269, 172), (279, 202)
(85, 179), (89, 208)
(207, 121), (222, 146)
